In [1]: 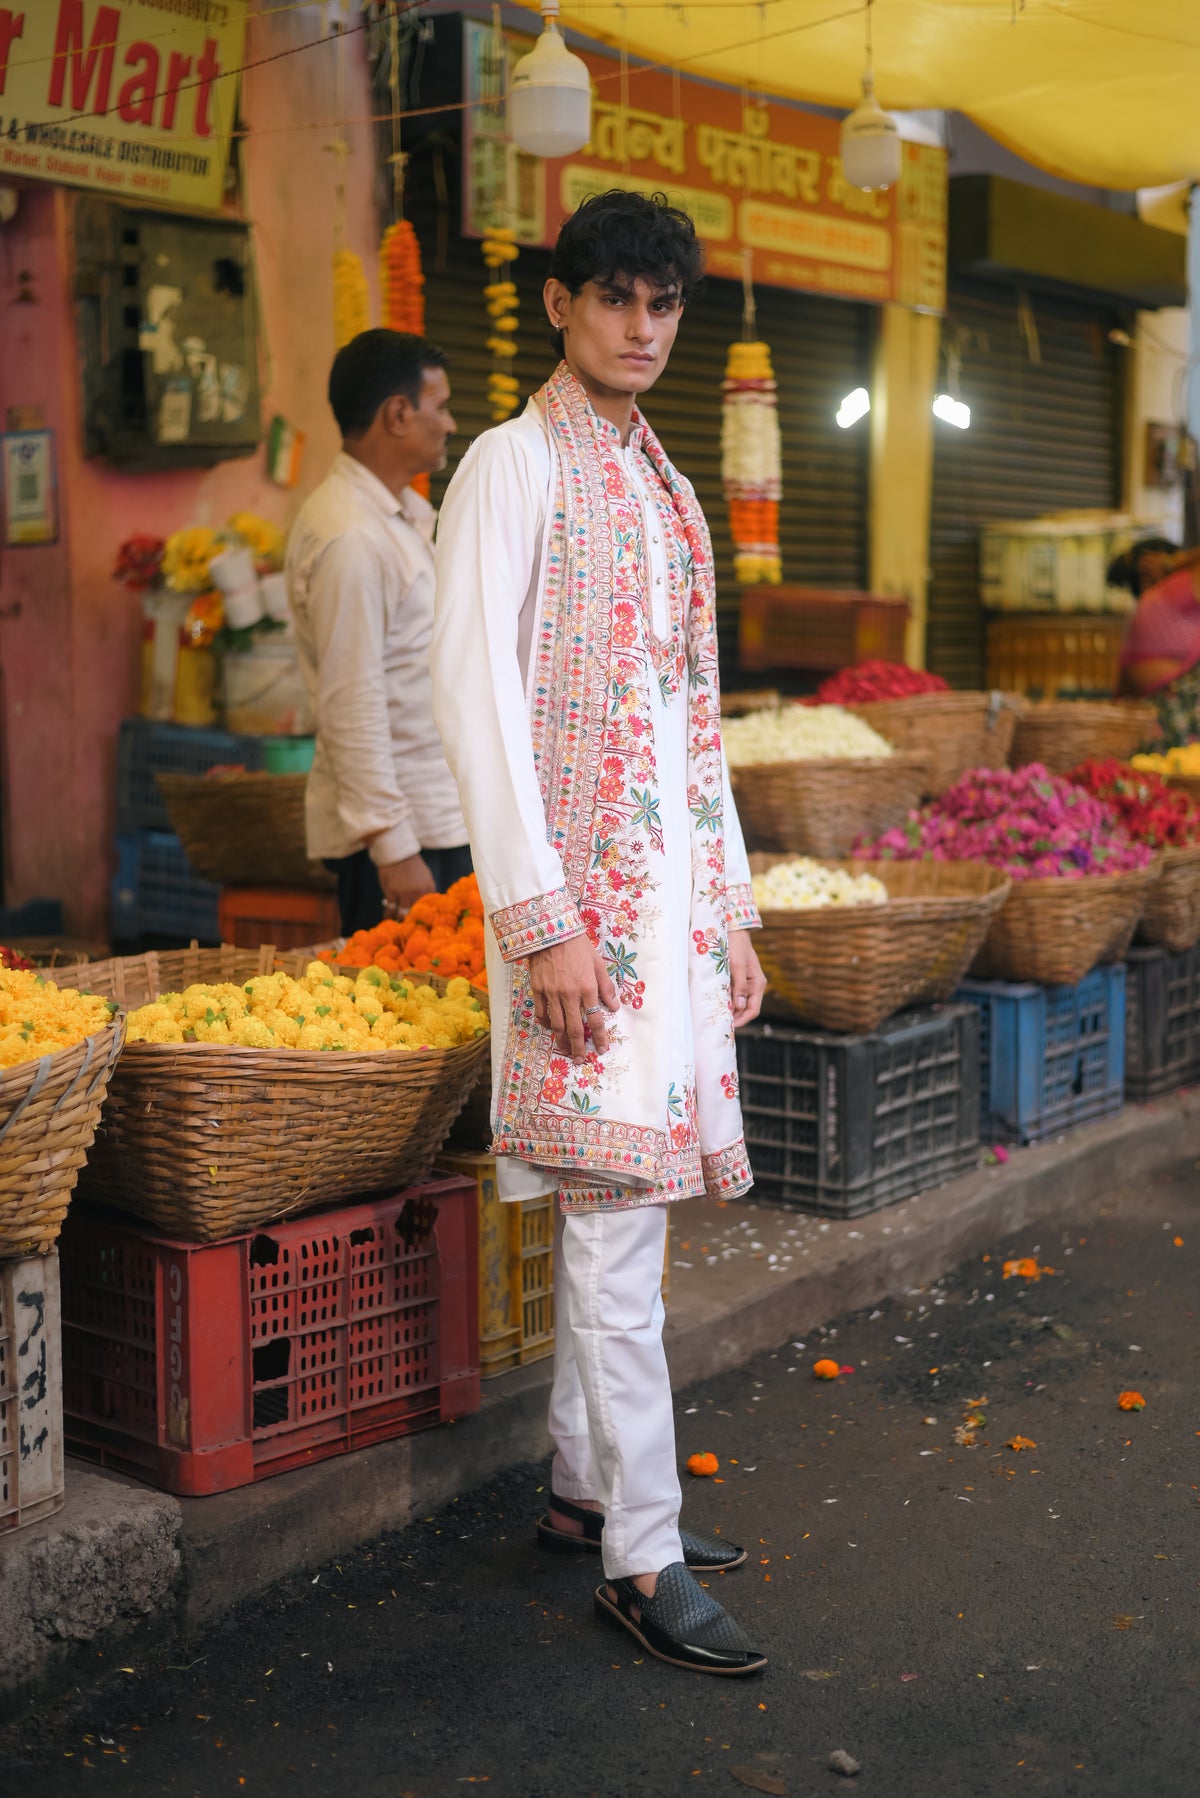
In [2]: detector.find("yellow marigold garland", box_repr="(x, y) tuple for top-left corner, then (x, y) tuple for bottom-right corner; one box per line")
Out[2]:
(333, 248), (371, 351)
(483, 226), (520, 424)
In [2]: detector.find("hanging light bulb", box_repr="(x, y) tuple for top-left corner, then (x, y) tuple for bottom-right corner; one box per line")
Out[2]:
(839, 0), (902, 192)
(836, 388), (871, 429)
(508, 2), (592, 159)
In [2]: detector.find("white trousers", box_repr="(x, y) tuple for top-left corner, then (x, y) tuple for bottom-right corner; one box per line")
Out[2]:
(547, 1199), (683, 1580)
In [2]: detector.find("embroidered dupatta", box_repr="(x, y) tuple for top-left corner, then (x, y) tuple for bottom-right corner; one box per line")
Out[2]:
(490, 363), (752, 1207)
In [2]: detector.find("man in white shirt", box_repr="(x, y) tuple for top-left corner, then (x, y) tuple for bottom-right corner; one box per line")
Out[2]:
(288, 331), (470, 934)
(432, 192), (767, 1676)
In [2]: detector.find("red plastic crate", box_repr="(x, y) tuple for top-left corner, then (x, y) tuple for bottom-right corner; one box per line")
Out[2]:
(217, 885), (340, 951)
(57, 1175), (479, 1496)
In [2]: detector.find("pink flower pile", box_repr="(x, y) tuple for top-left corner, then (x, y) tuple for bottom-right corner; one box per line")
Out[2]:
(859, 765), (1156, 881)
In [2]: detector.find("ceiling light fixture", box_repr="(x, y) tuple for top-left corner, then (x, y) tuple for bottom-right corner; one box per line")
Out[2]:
(933, 392), (971, 429)
(839, 0), (902, 192)
(508, 2), (592, 160)
(836, 387), (871, 428)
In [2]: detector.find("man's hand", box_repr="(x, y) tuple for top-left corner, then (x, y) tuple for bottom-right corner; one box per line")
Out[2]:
(729, 929), (767, 1027)
(529, 936), (619, 1060)
(377, 853), (436, 917)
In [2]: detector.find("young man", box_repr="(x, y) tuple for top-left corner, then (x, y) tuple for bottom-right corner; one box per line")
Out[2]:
(431, 192), (768, 1676)
(288, 330), (471, 935)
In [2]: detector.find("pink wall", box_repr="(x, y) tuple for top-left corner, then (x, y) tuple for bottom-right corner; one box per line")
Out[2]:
(0, 10), (381, 937)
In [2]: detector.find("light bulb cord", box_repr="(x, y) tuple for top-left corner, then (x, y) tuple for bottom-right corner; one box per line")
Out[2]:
(865, 0), (874, 73)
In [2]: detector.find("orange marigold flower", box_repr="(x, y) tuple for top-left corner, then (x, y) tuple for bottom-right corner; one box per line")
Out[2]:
(1117, 1391), (1146, 1411)
(812, 1358), (840, 1380)
(686, 1452), (719, 1476)
(1006, 1434), (1037, 1451)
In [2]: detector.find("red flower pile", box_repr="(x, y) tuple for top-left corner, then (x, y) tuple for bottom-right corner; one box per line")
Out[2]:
(1067, 758), (1200, 850)
(112, 535), (165, 590)
(816, 661), (950, 704)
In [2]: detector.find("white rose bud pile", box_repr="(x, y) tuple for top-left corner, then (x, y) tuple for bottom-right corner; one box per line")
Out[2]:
(723, 704), (894, 766)
(752, 858), (889, 912)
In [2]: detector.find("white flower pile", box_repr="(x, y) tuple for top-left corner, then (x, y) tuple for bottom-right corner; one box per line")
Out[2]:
(752, 858), (889, 912)
(723, 704), (894, 766)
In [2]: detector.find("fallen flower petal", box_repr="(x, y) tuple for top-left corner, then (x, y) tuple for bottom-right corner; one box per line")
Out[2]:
(1117, 1391), (1146, 1411)
(1007, 1435), (1037, 1451)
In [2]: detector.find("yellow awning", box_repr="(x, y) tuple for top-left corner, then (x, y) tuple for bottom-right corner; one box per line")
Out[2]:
(515, 1), (1200, 193)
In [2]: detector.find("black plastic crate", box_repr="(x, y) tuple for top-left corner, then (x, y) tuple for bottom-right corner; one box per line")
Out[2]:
(1124, 945), (1200, 1101)
(957, 968), (1124, 1145)
(111, 831), (220, 944)
(737, 1005), (981, 1217)
(116, 718), (265, 834)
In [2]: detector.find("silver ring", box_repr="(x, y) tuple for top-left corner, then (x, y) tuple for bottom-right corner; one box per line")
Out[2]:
(584, 1004), (604, 1016)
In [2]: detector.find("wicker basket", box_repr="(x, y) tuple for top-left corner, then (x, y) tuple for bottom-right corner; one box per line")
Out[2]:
(730, 751), (928, 858)
(1136, 843), (1200, 954)
(970, 859), (1161, 986)
(846, 693), (1017, 797)
(1010, 701), (1159, 776)
(1165, 772), (1200, 804)
(749, 857), (1011, 1033)
(157, 772), (335, 891)
(54, 948), (489, 1242)
(723, 689), (781, 718)
(0, 1017), (126, 1258)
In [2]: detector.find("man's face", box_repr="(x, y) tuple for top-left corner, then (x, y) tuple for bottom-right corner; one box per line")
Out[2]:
(545, 273), (684, 397)
(402, 365), (456, 472)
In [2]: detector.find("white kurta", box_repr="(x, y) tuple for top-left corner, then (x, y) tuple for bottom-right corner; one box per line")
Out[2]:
(432, 378), (757, 1209)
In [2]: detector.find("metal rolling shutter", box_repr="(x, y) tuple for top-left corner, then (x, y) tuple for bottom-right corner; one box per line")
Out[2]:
(406, 167), (870, 678)
(927, 279), (1122, 688)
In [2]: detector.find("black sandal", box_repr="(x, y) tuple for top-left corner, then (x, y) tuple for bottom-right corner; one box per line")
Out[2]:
(536, 1492), (747, 1571)
(594, 1563), (767, 1675)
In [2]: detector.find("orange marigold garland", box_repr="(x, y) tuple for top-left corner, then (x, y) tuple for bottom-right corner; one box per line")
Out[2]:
(721, 340), (782, 586)
(379, 218), (431, 498)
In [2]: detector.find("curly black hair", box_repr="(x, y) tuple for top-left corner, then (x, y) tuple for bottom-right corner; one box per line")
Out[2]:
(546, 188), (704, 355)
(1107, 534), (1178, 598)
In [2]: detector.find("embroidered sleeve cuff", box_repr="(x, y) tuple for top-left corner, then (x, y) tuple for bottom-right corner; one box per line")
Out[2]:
(725, 882), (761, 930)
(491, 886), (586, 962)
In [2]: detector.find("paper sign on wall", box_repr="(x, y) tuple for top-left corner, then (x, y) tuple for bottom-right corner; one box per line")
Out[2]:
(3, 429), (57, 545)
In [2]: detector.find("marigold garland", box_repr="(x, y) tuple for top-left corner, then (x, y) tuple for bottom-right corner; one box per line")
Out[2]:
(721, 339), (782, 586)
(333, 248), (371, 350)
(483, 227), (521, 424)
(380, 219), (425, 335)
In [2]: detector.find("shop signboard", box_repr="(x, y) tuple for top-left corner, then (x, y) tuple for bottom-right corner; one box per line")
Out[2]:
(0, 0), (246, 214)
(462, 17), (946, 313)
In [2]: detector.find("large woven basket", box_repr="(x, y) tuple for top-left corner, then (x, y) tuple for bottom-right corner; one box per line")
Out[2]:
(970, 859), (1161, 986)
(1165, 772), (1200, 804)
(846, 693), (1016, 797)
(157, 772), (335, 891)
(1010, 701), (1159, 777)
(750, 857), (1011, 1033)
(54, 948), (489, 1242)
(0, 1017), (126, 1257)
(730, 751), (928, 858)
(1136, 843), (1200, 953)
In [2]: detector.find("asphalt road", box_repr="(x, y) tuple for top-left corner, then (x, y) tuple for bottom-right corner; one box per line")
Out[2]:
(5, 1158), (1198, 1798)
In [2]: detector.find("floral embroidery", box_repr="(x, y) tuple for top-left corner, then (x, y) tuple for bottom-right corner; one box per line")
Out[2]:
(491, 885), (585, 961)
(725, 881), (761, 930)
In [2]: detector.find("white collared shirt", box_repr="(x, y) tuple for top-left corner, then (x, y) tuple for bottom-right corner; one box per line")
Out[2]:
(288, 451), (466, 865)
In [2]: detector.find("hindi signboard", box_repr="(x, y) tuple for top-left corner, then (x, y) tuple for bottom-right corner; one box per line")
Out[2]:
(0, 0), (246, 214)
(463, 16), (946, 313)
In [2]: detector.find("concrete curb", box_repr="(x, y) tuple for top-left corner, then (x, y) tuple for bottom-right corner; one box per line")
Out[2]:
(3, 1092), (1197, 1708)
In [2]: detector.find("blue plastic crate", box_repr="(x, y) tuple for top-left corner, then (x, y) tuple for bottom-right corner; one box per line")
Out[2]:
(111, 831), (220, 944)
(116, 719), (265, 834)
(956, 967), (1125, 1146)
(737, 1005), (981, 1217)
(1124, 945), (1200, 1101)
